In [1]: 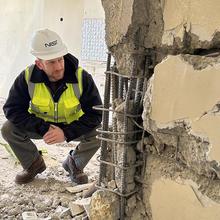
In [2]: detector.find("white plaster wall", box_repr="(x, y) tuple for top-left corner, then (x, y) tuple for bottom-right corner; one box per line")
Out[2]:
(0, 0), (43, 97)
(83, 0), (105, 19)
(0, 0), (104, 98)
(42, 0), (84, 59)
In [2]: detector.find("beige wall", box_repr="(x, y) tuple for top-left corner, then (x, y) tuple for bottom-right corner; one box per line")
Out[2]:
(162, 0), (220, 46)
(150, 178), (220, 220)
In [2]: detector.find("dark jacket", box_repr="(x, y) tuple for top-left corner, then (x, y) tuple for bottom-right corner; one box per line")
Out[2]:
(3, 53), (102, 142)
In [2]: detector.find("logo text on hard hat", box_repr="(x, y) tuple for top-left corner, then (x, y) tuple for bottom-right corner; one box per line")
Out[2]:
(45, 40), (57, 47)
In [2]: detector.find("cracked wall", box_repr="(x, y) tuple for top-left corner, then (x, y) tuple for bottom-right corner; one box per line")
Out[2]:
(142, 55), (220, 219)
(162, 0), (220, 48)
(97, 0), (220, 220)
(102, 0), (163, 76)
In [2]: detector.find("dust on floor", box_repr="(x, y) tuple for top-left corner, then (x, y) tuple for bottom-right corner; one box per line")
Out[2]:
(0, 97), (100, 219)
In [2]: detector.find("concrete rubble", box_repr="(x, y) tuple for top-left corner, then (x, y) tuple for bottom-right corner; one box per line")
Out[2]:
(0, 175), (91, 219)
(0, 126), (98, 220)
(143, 55), (220, 177)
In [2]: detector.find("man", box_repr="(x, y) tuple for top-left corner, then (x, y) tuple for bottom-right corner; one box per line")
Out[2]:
(1, 28), (102, 185)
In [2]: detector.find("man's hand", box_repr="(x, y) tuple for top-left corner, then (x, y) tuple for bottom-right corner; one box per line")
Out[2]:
(43, 125), (66, 144)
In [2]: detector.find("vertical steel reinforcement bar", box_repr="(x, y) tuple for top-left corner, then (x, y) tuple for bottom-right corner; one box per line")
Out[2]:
(98, 53), (111, 185)
(111, 72), (119, 180)
(96, 51), (153, 219)
(120, 59), (137, 220)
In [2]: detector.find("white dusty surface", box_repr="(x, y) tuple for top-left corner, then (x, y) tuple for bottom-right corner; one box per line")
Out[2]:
(0, 67), (105, 219)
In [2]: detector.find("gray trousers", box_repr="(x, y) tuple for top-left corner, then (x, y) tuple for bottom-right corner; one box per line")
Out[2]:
(1, 120), (100, 170)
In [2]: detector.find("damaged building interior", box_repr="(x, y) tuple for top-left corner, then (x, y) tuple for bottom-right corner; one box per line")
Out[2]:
(1, 0), (220, 219)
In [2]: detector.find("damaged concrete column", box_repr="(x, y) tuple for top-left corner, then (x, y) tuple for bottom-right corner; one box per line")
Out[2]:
(91, 1), (164, 219)
(92, 0), (220, 219)
(102, 0), (163, 76)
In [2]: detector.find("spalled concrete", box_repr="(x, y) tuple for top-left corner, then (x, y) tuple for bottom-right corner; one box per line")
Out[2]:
(113, 99), (137, 193)
(102, 0), (163, 76)
(162, 0), (220, 49)
(100, 0), (220, 219)
(143, 55), (220, 175)
(141, 55), (220, 218)
(145, 55), (220, 122)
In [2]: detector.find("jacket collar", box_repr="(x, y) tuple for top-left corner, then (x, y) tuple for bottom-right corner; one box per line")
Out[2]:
(30, 53), (79, 84)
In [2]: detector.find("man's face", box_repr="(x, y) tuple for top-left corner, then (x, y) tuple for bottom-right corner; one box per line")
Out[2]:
(36, 57), (65, 82)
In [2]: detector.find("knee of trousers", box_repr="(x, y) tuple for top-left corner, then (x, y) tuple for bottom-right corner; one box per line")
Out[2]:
(1, 120), (16, 141)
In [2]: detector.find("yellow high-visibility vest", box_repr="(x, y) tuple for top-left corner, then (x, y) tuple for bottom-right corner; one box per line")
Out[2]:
(25, 65), (84, 124)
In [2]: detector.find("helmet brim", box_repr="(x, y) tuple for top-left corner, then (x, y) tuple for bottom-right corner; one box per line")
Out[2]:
(31, 46), (68, 61)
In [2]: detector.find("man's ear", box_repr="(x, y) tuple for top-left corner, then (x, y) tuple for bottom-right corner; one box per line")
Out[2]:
(35, 59), (43, 70)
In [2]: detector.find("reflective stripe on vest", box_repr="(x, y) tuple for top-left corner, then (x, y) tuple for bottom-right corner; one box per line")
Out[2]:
(25, 65), (84, 124)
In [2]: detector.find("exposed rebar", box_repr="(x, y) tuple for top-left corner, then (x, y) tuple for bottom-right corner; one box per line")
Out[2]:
(111, 70), (119, 180)
(119, 76), (124, 99)
(96, 51), (153, 220)
(98, 53), (111, 185)
(93, 105), (142, 118)
(120, 59), (137, 220)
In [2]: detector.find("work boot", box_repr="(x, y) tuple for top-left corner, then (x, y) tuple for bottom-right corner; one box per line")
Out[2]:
(62, 154), (88, 184)
(15, 155), (46, 184)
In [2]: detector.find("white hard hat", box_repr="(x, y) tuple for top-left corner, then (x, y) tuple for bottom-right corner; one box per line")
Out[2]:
(30, 28), (68, 60)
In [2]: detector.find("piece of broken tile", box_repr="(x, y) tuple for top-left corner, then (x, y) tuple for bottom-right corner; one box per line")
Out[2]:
(66, 182), (94, 193)
(69, 202), (85, 217)
(22, 211), (38, 220)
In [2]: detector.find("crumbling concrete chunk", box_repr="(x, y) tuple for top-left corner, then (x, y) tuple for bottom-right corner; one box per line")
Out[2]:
(65, 183), (94, 194)
(22, 211), (38, 220)
(90, 190), (120, 220)
(68, 202), (85, 217)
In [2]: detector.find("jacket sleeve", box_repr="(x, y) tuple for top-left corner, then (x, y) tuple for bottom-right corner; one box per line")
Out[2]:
(62, 70), (102, 141)
(3, 71), (50, 136)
